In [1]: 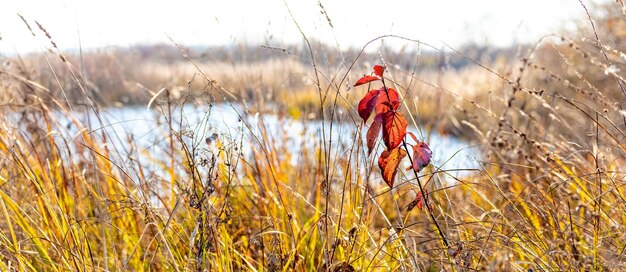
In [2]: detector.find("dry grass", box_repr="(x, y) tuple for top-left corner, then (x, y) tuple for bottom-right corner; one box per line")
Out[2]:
(4, 42), (504, 137)
(2, 2), (626, 271)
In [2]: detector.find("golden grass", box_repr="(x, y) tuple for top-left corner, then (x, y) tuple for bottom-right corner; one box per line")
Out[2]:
(2, 2), (626, 271)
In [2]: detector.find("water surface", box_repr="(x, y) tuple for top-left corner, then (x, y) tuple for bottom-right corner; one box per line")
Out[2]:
(66, 103), (479, 177)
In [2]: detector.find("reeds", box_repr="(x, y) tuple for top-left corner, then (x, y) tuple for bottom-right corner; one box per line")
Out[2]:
(2, 2), (626, 270)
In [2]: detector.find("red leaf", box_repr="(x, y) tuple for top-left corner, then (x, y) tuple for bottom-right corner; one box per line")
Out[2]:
(354, 75), (380, 87)
(412, 142), (432, 172)
(375, 87), (400, 114)
(373, 65), (385, 77)
(382, 111), (407, 150)
(416, 190), (426, 210)
(378, 147), (407, 188)
(357, 89), (381, 121)
(366, 114), (383, 155)
(405, 189), (429, 212)
(407, 131), (419, 143)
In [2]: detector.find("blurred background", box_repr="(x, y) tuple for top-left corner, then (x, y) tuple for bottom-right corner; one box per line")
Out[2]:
(0, 0), (593, 52)
(3, 0), (626, 270)
(0, 0), (614, 128)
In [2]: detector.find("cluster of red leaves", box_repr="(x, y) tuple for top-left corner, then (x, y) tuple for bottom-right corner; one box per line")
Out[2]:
(354, 65), (433, 201)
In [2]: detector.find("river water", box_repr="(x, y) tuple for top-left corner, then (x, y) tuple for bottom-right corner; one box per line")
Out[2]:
(71, 103), (479, 178)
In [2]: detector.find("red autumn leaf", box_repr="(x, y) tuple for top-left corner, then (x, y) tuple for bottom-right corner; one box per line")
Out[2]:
(412, 142), (432, 172)
(373, 65), (385, 77)
(382, 111), (407, 150)
(415, 190), (426, 210)
(378, 146), (407, 188)
(415, 189), (430, 210)
(357, 89), (381, 121)
(354, 75), (380, 87)
(366, 114), (383, 155)
(405, 189), (430, 212)
(375, 87), (400, 114)
(407, 131), (419, 143)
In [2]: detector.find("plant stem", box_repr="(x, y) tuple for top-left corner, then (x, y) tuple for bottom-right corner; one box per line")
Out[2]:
(401, 140), (449, 248)
(380, 77), (450, 249)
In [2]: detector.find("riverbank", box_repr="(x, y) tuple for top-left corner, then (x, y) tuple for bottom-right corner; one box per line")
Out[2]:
(0, 43), (516, 139)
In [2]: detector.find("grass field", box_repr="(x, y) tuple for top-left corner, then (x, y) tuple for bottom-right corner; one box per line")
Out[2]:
(1, 2), (626, 271)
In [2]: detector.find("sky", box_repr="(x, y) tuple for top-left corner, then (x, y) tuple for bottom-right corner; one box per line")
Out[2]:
(0, 0), (608, 55)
